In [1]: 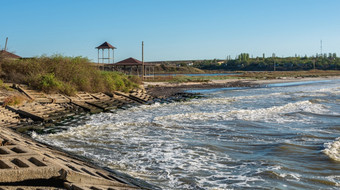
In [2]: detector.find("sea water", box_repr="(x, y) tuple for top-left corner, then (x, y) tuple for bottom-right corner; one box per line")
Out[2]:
(33, 79), (340, 189)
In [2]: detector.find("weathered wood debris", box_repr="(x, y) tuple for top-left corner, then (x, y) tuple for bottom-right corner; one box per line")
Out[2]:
(0, 84), (155, 133)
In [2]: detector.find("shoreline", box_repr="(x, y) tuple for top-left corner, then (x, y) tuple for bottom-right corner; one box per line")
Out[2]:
(145, 76), (340, 98)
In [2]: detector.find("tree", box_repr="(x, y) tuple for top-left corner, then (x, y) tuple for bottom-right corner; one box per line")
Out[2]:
(238, 53), (249, 62)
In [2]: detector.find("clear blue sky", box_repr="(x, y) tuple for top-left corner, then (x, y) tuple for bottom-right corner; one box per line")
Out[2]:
(1, 0), (339, 62)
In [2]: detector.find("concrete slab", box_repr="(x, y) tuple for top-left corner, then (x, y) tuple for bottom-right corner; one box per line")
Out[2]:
(0, 128), (140, 189)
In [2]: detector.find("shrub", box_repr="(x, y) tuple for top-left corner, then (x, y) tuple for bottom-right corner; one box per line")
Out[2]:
(0, 79), (11, 90)
(38, 73), (63, 93)
(61, 82), (76, 96)
(0, 55), (139, 95)
(101, 71), (139, 92)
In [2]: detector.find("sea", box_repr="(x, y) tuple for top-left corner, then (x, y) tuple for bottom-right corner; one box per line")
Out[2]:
(33, 79), (340, 189)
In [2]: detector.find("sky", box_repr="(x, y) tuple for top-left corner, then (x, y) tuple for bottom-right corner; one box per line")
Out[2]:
(0, 0), (339, 62)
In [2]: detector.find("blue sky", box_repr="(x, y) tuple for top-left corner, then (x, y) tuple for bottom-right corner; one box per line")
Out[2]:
(1, 0), (339, 62)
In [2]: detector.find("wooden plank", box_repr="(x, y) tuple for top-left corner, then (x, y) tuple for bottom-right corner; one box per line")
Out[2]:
(16, 85), (34, 100)
(114, 92), (143, 104)
(71, 101), (103, 114)
(6, 106), (44, 122)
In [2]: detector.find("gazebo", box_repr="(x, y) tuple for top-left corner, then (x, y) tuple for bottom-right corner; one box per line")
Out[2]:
(114, 57), (154, 78)
(96, 41), (116, 64)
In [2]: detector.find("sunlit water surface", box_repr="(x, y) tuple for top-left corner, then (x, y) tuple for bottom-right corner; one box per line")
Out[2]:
(34, 79), (340, 189)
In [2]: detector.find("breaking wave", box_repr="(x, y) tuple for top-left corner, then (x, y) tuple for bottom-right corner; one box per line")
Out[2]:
(323, 137), (340, 161)
(154, 100), (329, 124)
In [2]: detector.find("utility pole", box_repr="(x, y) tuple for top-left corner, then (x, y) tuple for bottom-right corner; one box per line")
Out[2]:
(142, 41), (144, 80)
(4, 37), (8, 51)
(320, 40), (323, 55)
(272, 53), (276, 71)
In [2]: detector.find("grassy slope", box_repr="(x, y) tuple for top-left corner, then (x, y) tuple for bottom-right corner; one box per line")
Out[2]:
(154, 65), (205, 74)
(0, 55), (140, 95)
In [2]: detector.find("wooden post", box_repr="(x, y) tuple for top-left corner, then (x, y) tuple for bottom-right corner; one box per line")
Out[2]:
(142, 41), (144, 80)
(273, 54), (276, 71)
(97, 49), (99, 64)
(112, 49), (114, 64)
(102, 49), (104, 64)
(4, 37), (8, 51)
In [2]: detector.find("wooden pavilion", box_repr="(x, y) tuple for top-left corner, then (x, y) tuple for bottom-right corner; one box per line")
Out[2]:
(114, 57), (154, 78)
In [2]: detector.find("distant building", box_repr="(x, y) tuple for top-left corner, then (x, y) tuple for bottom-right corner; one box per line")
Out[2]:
(114, 57), (154, 77)
(0, 50), (21, 60)
(217, 61), (225, 65)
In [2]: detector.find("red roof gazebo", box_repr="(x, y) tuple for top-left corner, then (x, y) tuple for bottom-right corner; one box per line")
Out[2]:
(96, 41), (116, 64)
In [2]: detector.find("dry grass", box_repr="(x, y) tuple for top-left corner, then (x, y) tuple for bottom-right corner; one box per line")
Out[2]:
(0, 55), (140, 95)
(3, 95), (29, 106)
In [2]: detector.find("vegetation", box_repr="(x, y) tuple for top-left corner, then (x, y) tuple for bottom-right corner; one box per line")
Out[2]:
(167, 76), (210, 83)
(0, 79), (11, 90)
(194, 53), (340, 71)
(154, 64), (204, 74)
(0, 55), (140, 95)
(3, 95), (28, 106)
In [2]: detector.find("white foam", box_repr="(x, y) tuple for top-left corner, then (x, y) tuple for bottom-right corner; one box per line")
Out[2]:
(33, 121), (268, 189)
(154, 100), (329, 124)
(325, 175), (340, 187)
(323, 137), (340, 161)
(279, 173), (301, 181)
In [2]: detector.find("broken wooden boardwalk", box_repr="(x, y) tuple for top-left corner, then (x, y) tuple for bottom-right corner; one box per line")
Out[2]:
(3, 85), (154, 125)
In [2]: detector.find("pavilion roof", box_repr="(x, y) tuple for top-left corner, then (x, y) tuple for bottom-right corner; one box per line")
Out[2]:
(115, 57), (152, 66)
(96, 41), (116, 49)
(0, 50), (21, 59)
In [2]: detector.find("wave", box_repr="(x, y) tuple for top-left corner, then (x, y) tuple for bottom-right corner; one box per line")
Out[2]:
(154, 100), (329, 124)
(323, 137), (340, 161)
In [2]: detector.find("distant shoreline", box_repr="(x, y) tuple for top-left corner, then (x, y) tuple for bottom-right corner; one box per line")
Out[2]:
(145, 76), (340, 98)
